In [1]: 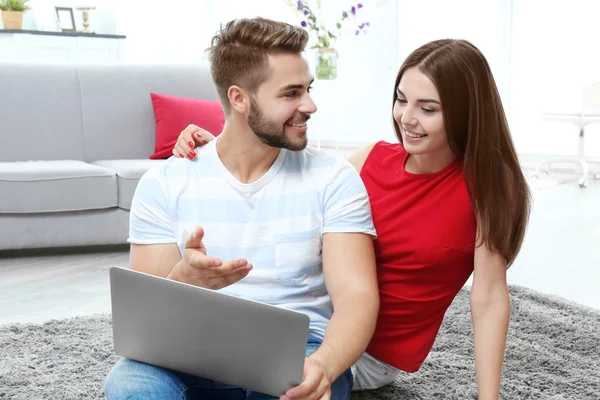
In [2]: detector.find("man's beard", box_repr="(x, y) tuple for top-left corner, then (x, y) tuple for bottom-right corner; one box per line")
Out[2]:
(248, 97), (309, 151)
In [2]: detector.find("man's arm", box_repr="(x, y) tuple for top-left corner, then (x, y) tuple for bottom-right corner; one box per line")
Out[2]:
(129, 243), (181, 277)
(128, 169), (250, 286)
(283, 156), (379, 400)
(309, 232), (379, 382)
(283, 232), (378, 400)
(128, 169), (181, 277)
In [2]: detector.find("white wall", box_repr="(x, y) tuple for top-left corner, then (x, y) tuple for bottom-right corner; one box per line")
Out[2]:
(20, 0), (598, 156)
(115, 0), (513, 145)
(396, 0), (513, 108)
(115, 0), (399, 144)
(508, 0), (600, 157)
(116, 0), (297, 64)
(297, 0), (400, 144)
(20, 0), (118, 33)
(117, 0), (207, 64)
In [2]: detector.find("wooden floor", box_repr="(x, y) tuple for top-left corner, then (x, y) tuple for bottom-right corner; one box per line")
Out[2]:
(1, 178), (599, 325)
(0, 247), (129, 325)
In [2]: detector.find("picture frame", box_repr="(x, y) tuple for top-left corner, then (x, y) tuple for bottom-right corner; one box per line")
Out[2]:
(55, 7), (76, 32)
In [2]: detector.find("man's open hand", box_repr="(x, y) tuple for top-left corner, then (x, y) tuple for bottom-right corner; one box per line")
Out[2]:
(170, 226), (252, 290)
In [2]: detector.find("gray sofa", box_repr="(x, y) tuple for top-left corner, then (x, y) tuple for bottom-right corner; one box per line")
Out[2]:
(0, 63), (219, 250)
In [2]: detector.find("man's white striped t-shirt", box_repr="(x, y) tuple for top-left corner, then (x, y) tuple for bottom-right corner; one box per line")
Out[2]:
(129, 137), (376, 339)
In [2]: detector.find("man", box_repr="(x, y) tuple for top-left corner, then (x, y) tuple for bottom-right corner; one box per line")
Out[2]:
(104, 17), (379, 400)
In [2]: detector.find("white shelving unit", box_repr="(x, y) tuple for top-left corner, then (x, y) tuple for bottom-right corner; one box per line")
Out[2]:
(0, 30), (125, 64)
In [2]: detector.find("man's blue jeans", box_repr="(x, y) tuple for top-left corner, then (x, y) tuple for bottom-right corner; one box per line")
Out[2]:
(104, 334), (353, 400)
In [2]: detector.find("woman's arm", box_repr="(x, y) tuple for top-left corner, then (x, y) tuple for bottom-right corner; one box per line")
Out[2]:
(173, 128), (376, 168)
(470, 227), (510, 400)
(172, 124), (216, 159)
(347, 143), (376, 172)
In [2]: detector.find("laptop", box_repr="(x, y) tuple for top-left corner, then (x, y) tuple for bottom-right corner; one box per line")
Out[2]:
(109, 266), (311, 397)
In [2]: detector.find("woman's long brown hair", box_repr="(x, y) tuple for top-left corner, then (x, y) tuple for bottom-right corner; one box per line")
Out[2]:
(392, 39), (531, 266)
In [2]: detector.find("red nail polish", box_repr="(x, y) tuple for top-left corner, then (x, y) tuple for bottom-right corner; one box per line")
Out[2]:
(196, 132), (203, 137)
(188, 141), (194, 148)
(190, 151), (196, 158)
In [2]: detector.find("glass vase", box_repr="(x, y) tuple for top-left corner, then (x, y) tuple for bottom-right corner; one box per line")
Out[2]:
(315, 48), (338, 80)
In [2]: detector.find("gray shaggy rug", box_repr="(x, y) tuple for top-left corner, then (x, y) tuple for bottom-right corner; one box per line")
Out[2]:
(1, 286), (599, 400)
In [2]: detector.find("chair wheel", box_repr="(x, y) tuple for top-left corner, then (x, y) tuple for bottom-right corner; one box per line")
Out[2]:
(578, 178), (588, 188)
(594, 172), (600, 180)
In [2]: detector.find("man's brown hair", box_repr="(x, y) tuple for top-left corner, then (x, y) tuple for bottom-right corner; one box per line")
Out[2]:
(208, 17), (309, 114)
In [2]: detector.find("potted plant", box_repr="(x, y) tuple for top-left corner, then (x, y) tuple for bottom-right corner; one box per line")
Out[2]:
(1, 0), (30, 30)
(285, 0), (371, 80)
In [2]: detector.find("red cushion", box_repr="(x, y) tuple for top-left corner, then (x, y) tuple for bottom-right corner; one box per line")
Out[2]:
(149, 92), (225, 159)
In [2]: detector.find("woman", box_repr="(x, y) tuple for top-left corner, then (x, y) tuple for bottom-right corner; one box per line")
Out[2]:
(172, 39), (531, 398)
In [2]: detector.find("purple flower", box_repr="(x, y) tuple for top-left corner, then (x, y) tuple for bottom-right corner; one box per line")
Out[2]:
(297, 0), (303, 10)
(351, 6), (356, 15)
(359, 23), (365, 29)
(342, 11), (348, 18)
(355, 30), (360, 35)
(358, 3), (363, 8)
(301, 21), (307, 27)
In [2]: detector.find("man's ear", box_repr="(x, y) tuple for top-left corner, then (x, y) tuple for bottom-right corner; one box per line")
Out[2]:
(227, 85), (250, 114)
